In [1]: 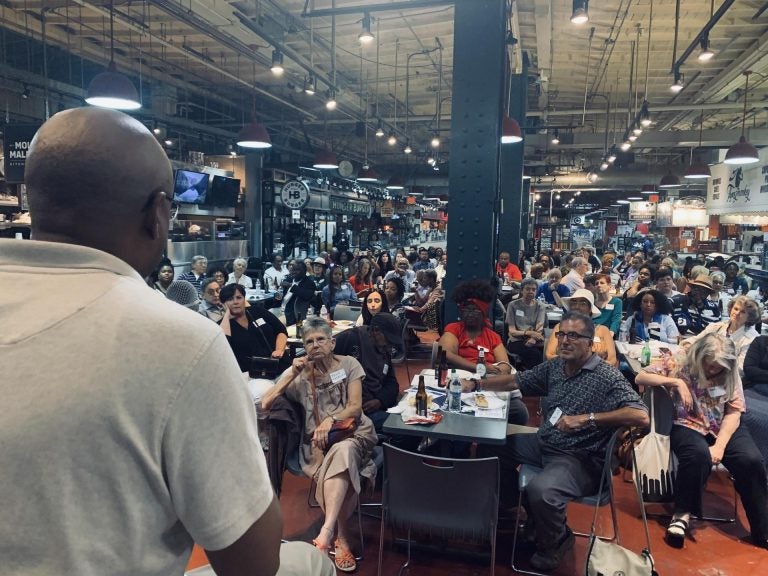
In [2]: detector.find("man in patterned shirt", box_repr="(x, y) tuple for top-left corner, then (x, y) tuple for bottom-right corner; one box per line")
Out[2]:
(470, 311), (649, 571)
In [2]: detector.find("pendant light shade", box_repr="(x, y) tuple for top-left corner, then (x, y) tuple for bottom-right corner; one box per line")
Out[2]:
(684, 160), (711, 179)
(312, 148), (339, 170)
(659, 171), (681, 189)
(570, 0), (589, 24)
(725, 135), (759, 165)
(236, 122), (272, 149)
(85, 61), (141, 111)
(641, 184), (656, 195)
(386, 175), (405, 190)
(501, 114), (523, 144)
(357, 166), (379, 182)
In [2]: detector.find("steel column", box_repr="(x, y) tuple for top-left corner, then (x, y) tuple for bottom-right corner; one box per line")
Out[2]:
(443, 0), (506, 324)
(244, 152), (264, 259)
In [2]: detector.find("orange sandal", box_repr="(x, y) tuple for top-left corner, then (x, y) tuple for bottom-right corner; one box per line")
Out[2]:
(334, 539), (357, 573)
(311, 526), (333, 553)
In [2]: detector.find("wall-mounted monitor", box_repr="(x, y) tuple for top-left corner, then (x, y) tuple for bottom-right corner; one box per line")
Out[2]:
(207, 175), (241, 208)
(173, 170), (210, 204)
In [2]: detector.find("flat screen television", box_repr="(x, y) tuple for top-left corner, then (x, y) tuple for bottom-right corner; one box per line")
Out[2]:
(173, 170), (210, 204)
(208, 175), (241, 207)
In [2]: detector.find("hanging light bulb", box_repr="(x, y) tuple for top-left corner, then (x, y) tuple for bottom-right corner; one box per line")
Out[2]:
(387, 132), (397, 146)
(620, 141), (632, 152)
(570, 0), (589, 24)
(551, 129), (560, 145)
(431, 134), (440, 148)
(607, 146), (617, 163)
(501, 114), (523, 144)
(237, 121), (272, 149)
(632, 124), (643, 136)
(670, 70), (684, 93)
(639, 101), (652, 127)
(304, 73), (316, 95)
(375, 120), (385, 138)
(403, 141), (412, 154)
(628, 133), (638, 142)
(325, 89), (337, 111)
(358, 13), (374, 45)
(427, 157), (436, 166)
(724, 71), (759, 165)
(270, 49), (284, 76)
(698, 35), (715, 62)
(600, 158), (609, 171)
(586, 171), (598, 183)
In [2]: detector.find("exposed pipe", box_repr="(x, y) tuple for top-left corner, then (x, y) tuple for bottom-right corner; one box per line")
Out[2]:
(302, 0), (454, 17)
(581, 27), (595, 126)
(626, 40), (634, 128)
(671, 0), (680, 73)
(673, 0), (737, 72)
(643, 0), (652, 98)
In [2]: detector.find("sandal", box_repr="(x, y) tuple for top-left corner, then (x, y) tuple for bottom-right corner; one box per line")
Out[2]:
(311, 526), (334, 552)
(334, 539), (357, 573)
(666, 517), (689, 548)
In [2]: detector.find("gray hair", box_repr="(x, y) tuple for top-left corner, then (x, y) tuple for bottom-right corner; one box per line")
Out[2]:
(191, 255), (207, 266)
(690, 265), (709, 281)
(233, 257), (247, 268)
(547, 268), (562, 281)
(302, 316), (332, 340)
(571, 256), (587, 268)
(520, 277), (538, 291)
(710, 271), (726, 282)
(686, 334), (738, 395)
(728, 295), (760, 326)
(560, 310), (596, 339)
(201, 277), (220, 292)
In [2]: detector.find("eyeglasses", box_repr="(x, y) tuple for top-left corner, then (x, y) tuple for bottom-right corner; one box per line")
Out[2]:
(555, 331), (592, 342)
(304, 336), (330, 348)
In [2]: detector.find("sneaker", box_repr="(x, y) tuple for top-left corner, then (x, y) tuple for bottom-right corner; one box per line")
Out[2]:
(530, 527), (575, 571)
(665, 515), (689, 549)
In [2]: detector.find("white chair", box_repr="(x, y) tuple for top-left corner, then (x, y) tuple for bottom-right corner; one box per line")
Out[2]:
(333, 303), (363, 322)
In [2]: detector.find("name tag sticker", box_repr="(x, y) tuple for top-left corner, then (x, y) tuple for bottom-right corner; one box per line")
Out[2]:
(383, 364), (389, 375)
(708, 386), (726, 398)
(254, 318), (266, 327)
(330, 369), (347, 384)
(593, 336), (602, 343)
(605, 304), (614, 310)
(516, 309), (525, 317)
(549, 407), (563, 426)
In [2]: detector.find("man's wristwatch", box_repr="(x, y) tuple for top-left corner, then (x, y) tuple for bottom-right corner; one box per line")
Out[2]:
(588, 412), (597, 428)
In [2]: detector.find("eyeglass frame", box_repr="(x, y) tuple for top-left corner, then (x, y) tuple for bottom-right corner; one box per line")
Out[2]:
(555, 331), (592, 342)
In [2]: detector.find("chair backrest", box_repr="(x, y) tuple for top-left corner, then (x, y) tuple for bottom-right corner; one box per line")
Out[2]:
(333, 303), (362, 322)
(382, 443), (499, 543)
(268, 307), (286, 324)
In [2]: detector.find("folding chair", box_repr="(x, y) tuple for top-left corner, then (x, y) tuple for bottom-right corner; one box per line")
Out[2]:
(333, 303), (363, 322)
(378, 443), (500, 576)
(511, 430), (622, 576)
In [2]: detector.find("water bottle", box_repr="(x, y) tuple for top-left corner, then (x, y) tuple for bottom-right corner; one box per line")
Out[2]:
(641, 339), (651, 367)
(320, 304), (328, 318)
(255, 278), (262, 294)
(448, 369), (462, 413)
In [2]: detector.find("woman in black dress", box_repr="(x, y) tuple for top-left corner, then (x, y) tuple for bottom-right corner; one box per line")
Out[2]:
(219, 284), (288, 373)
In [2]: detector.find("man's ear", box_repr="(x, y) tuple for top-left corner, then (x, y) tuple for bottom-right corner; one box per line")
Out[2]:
(143, 191), (169, 240)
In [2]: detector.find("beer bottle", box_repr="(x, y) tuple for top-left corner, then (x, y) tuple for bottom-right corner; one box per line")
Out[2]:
(434, 345), (443, 385)
(415, 375), (429, 417)
(296, 319), (303, 339)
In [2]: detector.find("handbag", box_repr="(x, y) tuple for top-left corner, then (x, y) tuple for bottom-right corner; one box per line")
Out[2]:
(249, 356), (281, 379)
(585, 429), (657, 576)
(634, 387), (678, 503)
(310, 366), (358, 451)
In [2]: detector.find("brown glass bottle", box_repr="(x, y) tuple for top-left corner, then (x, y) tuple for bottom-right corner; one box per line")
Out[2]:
(415, 375), (429, 416)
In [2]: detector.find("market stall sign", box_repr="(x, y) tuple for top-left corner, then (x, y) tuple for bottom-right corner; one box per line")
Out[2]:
(629, 201), (657, 221)
(330, 196), (372, 217)
(3, 124), (40, 183)
(280, 179), (311, 209)
(707, 148), (768, 215)
(421, 210), (447, 221)
(380, 200), (394, 218)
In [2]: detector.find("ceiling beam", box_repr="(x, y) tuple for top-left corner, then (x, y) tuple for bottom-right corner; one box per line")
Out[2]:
(524, 128), (768, 150)
(533, 0), (551, 112)
(302, 1), (454, 18)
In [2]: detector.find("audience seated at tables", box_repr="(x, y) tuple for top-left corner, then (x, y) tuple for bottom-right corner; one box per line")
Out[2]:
(496, 250), (523, 282)
(684, 295), (759, 375)
(562, 256), (589, 295)
(536, 268), (570, 305)
(384, 256), (417, 289)
(334, 313), (402, 433)
(281, 261), (317, 326)
(621, 252), (645, 285)
(505, 278), (546, 370)
(619, 289), (679, 344)
(219, 283), (288, 374)
(383, 276), (407, 322)
(227, 257), (253, 288)
(356, 288), (389, 326)
(724, 261), (750, 296)
(472, 311), (648, 571)
(148, 258), (174, 294)
(593, 273), (622, 335)
(198, 278), (225, 323)
(263, 254), (289, 291)
(177, 254), (208, 295)
(261, 317), (378, 573)
(322, 266), (357, 320)
(637, 335), (768, 551)
(545, 289), (618, 367)
(438, 280), (528, 426)
(165, 279), (201, 311)
(348, 256), (378, 295)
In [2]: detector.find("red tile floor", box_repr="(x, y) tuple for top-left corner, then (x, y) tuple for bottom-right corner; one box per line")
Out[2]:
(188, 347), (768, 575)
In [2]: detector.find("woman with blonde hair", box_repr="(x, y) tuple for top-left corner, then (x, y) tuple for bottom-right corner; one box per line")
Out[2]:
(637, 335), (768, 550)
(227, 257), (253, 288)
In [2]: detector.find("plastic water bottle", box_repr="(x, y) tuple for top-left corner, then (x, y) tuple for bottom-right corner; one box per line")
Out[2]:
(320, 304), (328, 318)
(448, 369), (462, 413)
(255, 278), (262, 293)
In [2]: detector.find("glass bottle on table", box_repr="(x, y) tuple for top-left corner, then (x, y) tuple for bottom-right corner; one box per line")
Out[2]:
(640, 338), (651, 367)
(475, 348), (487, 391)
(415, 375), (429, 417)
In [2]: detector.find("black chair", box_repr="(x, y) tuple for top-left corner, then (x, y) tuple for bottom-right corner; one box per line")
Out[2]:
(378, 443), (500, 575)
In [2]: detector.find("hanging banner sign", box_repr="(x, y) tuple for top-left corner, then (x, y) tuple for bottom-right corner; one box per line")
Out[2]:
(707, 148), (768, 214)
(380, 200), (394, 218)
(629, 201), (657, 221)
(329, 196), (372, 217)
(3, 124), (40, 183)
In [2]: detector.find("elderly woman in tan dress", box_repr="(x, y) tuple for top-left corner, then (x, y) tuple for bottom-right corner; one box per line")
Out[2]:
(261, 316), (377, 573)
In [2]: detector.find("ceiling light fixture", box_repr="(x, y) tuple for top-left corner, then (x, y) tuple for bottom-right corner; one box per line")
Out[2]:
(375, 120), (385, 138)
(303, 73), (316, 95)
(551, 129), (560, 145)
(427, 157), (436, 166)
(620, 141), (632, 152)
(659, 170), (681, 188)
(616, 199), (630, 204)
(571, 0), (589, 24)
(724, 70), (759, 165)
(586, 171), (598, 183)
(312, 147), (339, 170)
(21, 84), (30, 99)
(270, 49), (284, 76)
(670, 70), (684, 93)
(685, 110), (711, 179)
(501, 114), (523, 144)
(607, 147), (617, 163)
(85, 1), (140, 110)
(358, 13), (374, 45)
(632, 124), (643, 136)
(697, 35), (715, 62)
(628, 133), (638, 142)
(600, 158), (609, 171)
(403, 141), (412, 155)
(627, 196), (643, 201)
(236, 121), (272, 149)
(325, 89), (337, 111)
(386, 175), (405, 190)
(431, 134), (440, 148)
(639, 101), (652, 127)
(641, 184), (656, 195)
(387, 132), (397, 146)
(357, 166), (379, 182)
